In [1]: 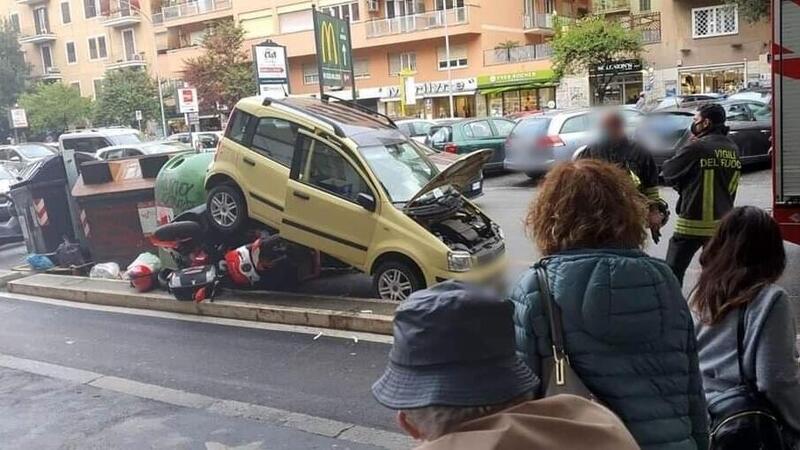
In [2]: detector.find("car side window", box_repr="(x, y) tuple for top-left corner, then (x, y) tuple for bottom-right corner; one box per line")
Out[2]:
(431, 127), (451, 144)
(7, 150), (21, 161)
(251, 118), (298, 167)
(296, 138), (372, 204)
(560, 115), (589, 134)
(414, 121), (432, 136)
(726, 103), (751, 121)
(125, 149), (143, 157)
(492, 119), (515, 137)
(226, 109), (252, 144)
(62, 137), (111, 153)
(748, 103), (771, 121)
(398, 123), (413, 136)
(463, 121), (493, 139)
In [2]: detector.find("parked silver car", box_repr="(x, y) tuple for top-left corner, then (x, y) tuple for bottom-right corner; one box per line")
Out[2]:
(503, 107), (642, 176)
(0, 143), (56, 173)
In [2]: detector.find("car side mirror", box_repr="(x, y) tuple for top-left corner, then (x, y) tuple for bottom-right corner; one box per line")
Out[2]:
(356, 193), (376, 212)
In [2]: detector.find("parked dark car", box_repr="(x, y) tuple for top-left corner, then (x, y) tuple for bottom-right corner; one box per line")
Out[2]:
(651, 93), (724, 111)
(424, 117), (515, 171)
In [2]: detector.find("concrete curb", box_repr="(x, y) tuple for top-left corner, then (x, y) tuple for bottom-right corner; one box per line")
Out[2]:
(7, 274), (395, 335)
(0, 270), (29, 288)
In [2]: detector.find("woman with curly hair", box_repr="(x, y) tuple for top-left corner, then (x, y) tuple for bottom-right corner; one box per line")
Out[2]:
(510, 159), (708, 450)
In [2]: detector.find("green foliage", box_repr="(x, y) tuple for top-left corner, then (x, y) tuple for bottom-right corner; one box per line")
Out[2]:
(726, 0), (767, 23)
(182, 20), (255, 113)
(18, 83), (92, 135)
(495, 40), (521, 50)
(0, 20), (30, 109)
(551, 16), (643, 103)
(94, 68), (159, 127)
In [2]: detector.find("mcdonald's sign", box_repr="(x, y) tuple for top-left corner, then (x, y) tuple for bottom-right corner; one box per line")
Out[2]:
(313, 8), (353, 91)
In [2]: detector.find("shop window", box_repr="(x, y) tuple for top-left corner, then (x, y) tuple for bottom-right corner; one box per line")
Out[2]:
(692, 5), (738, 38)
(303, 64), (319, 85)
(463, 121), (493, 139)
(388, 52), (416, 75)
(251, 118), (298, 167)
(437, 45), (468, 70)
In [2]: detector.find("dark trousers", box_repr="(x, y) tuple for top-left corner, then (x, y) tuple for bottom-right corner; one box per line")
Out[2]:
(666, 234), (709, 286)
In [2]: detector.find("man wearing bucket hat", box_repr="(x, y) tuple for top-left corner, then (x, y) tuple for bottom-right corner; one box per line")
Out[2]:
(371, 281), (639, 450)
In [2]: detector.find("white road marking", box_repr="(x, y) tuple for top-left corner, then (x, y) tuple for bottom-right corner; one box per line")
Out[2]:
(0, 292), (392, 344)
(0, 352), (411, 450)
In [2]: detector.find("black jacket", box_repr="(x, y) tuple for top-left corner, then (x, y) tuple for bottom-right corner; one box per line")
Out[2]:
(662, 131), (741, 237)
(580, 138), (661, 201)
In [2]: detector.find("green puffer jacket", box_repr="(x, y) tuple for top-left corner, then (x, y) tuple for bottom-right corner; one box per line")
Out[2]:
(509, 249), (709, 450)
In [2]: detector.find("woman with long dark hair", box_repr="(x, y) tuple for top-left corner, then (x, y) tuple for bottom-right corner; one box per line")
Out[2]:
(692, 206), (800, 438)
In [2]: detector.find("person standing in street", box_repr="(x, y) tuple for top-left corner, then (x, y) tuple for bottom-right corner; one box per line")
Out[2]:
(578, 111), (668, 242)
(662, 103), (741, 285)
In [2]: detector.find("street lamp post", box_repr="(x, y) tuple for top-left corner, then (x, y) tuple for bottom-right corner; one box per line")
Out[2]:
(443, 5), (454, 119)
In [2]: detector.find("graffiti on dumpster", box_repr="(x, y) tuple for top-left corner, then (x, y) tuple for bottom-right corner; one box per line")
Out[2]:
(156, 179), (201, 216)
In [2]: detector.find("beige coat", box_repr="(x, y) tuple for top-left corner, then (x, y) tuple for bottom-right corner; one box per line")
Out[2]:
(416, 395), (640, 450)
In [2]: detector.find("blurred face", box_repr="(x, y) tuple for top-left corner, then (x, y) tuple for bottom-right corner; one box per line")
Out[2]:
(600, 114), (625, 141)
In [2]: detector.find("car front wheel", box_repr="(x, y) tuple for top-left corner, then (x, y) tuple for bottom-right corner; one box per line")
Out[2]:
(207, 184), (247, 235)
(373, 260), (425, 301)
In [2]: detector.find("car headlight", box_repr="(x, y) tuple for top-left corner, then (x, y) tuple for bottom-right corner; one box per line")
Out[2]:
(448, 251), (472, 272)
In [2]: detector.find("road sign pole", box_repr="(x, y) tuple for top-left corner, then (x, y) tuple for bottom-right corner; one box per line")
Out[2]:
(312, 5), (326, 99)
(347, 18), (357, 101)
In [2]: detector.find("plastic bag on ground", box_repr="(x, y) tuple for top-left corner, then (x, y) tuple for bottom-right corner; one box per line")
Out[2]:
(90, 262), (121, 279)
(26, 254), (54, 271)
(124, 252), (162, 279)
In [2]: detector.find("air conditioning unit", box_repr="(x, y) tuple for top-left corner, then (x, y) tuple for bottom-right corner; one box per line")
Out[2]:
(368, 0), (379, 12)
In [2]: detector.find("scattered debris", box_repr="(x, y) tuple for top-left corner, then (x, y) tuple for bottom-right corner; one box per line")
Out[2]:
(313, 332), (323, 341)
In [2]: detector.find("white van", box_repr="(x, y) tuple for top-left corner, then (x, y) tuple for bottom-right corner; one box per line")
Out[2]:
(59, 128), (144, 154)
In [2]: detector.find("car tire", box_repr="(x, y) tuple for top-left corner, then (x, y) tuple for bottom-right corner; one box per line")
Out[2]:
(372, 260), (425, 302)
(206, 183), (247, 235)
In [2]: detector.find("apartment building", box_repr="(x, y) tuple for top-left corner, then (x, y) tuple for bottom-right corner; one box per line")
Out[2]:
(152, 0), (588, 119)
(3, 0), (160, 99)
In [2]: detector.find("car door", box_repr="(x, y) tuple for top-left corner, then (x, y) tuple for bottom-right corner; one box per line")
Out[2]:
(282, 130), (377, 269)
(459, 120), (498, 160)
(237, 116), (299, 229)
(725, 102), (768, 161)
(557, 113), (593, 158)
(486, 118), (515, 167)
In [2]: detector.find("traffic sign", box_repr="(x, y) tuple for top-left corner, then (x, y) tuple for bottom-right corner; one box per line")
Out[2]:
(177, 88), (199, 114)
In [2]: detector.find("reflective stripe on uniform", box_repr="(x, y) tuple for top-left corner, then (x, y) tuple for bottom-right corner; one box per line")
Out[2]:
(642, 186), (661, 201)
(728, 170), (740, 195)
(675, 217), (719, 237)
(702, 169), (715, 223)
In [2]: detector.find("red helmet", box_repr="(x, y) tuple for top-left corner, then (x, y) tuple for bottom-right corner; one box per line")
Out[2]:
(128, 265), (155, 292)
(224, 243), (260, 286)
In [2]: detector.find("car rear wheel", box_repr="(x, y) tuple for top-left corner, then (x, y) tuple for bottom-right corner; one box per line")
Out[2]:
(207, 183), (247, 235)
(373, 260), (425, 302)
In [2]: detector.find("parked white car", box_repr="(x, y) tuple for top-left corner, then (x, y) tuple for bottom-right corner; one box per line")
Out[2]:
(95, 141), (191, 160)
(59, 127), (144, 154)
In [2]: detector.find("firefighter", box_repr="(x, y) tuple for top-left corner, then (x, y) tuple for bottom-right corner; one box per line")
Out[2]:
(662, 103), (741, 285)
(578, 111), (668, 242)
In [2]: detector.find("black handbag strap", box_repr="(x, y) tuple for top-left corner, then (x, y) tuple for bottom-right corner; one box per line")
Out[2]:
(535, 262), (567, 364)
(736, 305), (758, 391)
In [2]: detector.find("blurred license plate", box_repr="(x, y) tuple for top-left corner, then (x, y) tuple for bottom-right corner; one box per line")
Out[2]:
(472, 182), (481, 190)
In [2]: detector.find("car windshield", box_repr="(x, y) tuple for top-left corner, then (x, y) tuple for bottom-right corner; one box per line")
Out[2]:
(17, 144), (53, 159)
(511, 118), (551, 137)
(110, 133), (143, 145)
(359, 141), (437, 203)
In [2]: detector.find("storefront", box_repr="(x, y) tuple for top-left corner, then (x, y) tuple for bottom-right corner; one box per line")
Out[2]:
(379, 78), (478, 119)
(589, 59), (644, 106)
(679, 64), (745, 95)
(476, 70), (558, 117)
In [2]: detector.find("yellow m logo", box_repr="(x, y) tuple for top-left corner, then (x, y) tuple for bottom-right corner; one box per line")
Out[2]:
(320, 21), (339, 65)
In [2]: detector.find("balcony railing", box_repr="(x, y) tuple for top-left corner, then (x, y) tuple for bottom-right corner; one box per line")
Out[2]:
(593, 0), (630, 13)
(365, 7), (469, 38)
(152, 0), (232, 25)
(617, 11), (661, 44)
(523, 13), (554, 30)
(484, 43), (552, 66)
(37, 66), (62, 80)
(106, 52), (147, 70)
(18, 29), (57, 44)
(102, 8), (143, 27)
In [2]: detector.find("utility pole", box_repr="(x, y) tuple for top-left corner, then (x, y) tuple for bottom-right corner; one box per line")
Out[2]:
(443, 4), (455, 119)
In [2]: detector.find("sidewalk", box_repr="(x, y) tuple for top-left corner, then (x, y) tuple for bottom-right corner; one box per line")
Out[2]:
(0, 365), (390, 450)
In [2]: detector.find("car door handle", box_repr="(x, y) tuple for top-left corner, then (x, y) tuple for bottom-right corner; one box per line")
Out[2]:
(293, 191), (310, 200)
(243, 158), (255, 167)
(760, 130), (770, 134)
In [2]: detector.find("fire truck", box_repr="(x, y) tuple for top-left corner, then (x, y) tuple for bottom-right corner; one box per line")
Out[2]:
(773, 0), (800, 244)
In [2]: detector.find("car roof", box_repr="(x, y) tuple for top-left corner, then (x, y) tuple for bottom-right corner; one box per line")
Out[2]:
(60, 127), (139, 138)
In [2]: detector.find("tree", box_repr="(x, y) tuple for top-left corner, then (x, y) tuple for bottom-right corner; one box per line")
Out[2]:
(726, 0), (767, 23)
(94, 68), (159, 128)
(18, 83), (92, 135)
(182, 20), (255, 114)
(0, 20), (30, 109)
(551, 16), (643, 104)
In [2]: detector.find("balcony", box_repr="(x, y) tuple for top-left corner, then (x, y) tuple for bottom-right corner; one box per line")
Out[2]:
(617, 11), (661, 44)
(152, 0), (232, 26)
(16, 0), (48, 5)
(106, 52), (147, 70)
(102, 9), (143, 27)
(18, 29), (56, 45)
(36, 66), (62, 81)
(484, 43), (552, 66)
(365, 7), (469, 38)
(593, 0), (630, 14)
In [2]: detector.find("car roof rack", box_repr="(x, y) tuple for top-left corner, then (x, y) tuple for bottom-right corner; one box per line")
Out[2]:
(319, 94), (398, 129)
(262, 97), (346, 138)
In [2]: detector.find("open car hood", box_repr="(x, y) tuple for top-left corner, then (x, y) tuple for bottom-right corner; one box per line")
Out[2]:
(405, 149), (492, 208)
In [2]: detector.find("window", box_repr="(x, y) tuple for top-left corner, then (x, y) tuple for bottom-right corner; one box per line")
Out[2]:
(297, 138), (371, 203)
(692, 5), (738, 38)
(40, 45), (53, 70)
(303, 64), (318, 85)
(560, 114), (590, 134)
(61, 136), (110, 153)
(750, 103), (771, 121)
(61, 2), (71, 24)
(493, 119), (515, 136)
(388, 52), (416, 75)
(9, 13), (20, 32)
(88, 36), (107, 59)
(725, 103), (751, 121)
(34, 7), (51, 34)
(226, 109), (253, 144)
(240, 12), (274, 39)
(70, 81), (81, 94)
(251, 118), (298, 167)
(84, 0), (100, 18)
(321, 2), (360, 22)
(92, 78), (103, 99)
(354, 58), (369, 79)
(66, 41), (77, 64)
(430, 127), (452, 144)
(278, 10), (313, 33)
(437, 45), (468, 70)
(639, 0), (651, 11)
(463, 121), (493, 139)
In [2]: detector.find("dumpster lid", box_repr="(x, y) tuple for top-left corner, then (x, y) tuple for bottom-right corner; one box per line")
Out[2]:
(72, 158), (156, 198)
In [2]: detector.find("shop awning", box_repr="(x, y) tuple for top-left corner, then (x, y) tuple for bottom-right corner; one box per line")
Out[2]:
(478, 82), (557, 96)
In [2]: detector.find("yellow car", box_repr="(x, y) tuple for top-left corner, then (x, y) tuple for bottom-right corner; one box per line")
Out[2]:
(205, 96), (506, 300)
